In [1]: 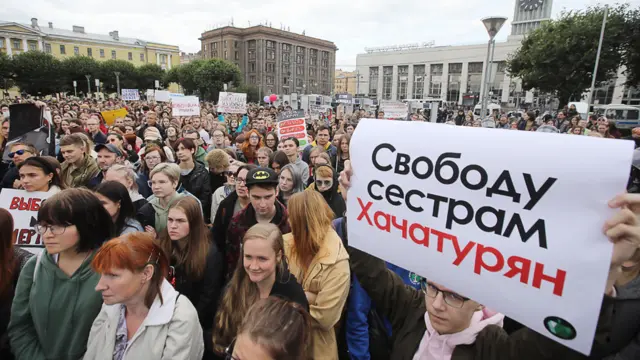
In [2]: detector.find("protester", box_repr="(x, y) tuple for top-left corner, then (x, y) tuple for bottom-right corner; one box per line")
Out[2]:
(157, 196), (223, 332)
(239, 129), (264, 164)
(182, 128), (208, 164)
(213, 224), (308, 355)
(302, 125), (337, 164)
(84, 232), (204, 360)
(89, 143), (126, 189)
(137, 163), (186, 235)
(205, 149), (230, 194)
(94, 181), (144, 236)
(8, 188), (114, 360)
(106, 132), (139, 164)
(59, 133), (100, 188)
(208, 128), (227, 151)
(270, 150), (290, 174)
(277, 163), (305, 207)
(137, 111), (165, 139)
(256, 147), (273, 168)
(0, 209), (33, 360)
(282, 137), (309, 184)
(222, 167), (290, 282)
(175, 138), (212, 223)
(1, 142), (36, 189)
(17, 156), (64, 193)
(264, 131), (279, 152)
(333, 133), (350, 173)
(307, 165), (346, 218)
(104, 164), (148, 212)
(210, 161), (242, 223)
(283, 191), (350, 359)
(138, 144), (167, 198)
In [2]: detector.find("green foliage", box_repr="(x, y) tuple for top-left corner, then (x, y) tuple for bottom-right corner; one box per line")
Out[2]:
(164, 67), (179, 85)
(623, 8), (640, 86)
(11, 51), (62, 95)
(232, 84), (260, 103)
(98, 60), (137, 93)
(0, 52), (14, 90)
(507, 4), (637, 106)
(136, 63), (165, 90)
(194, 59), (242, 100)
(175, 60), (205, 95)
(60, 56), (101, 92)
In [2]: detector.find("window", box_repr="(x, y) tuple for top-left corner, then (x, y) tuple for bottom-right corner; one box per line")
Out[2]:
(282, 77), (290, 85)
(234, 51), (239, 60)
(429, 64), (443, 97)
(466, 62), (483, 95)
(224, 50), (228, 59)
(111, 50), (116, 59)
(266, 76), (274, 85)
(160, 54), (168, 64)
(249, 75), (256, 84)
(12, 39), (21, 49)
(128, 52), (133, 60)
(45, 43), (51, 53)
(266, 63), (275, 73)
(212, 50), (218, 58)
(248, 40), (256, 49)
(234, 40), (239, 48)
(266, 50), (275, 60)
(213, 42), (218, 49)
(28, 41), (37, 51)
(382, 66), (393, 100)
(0, 38), (4, 49)
(412, 65), (425, 99)
(87, 48), (93, 57)
(397, 66), (408, 100)
(309, 68), (317, 77)
(74, 46), (79, 56)
(249, 62), (256, 72)
(296, 78), (304, 88)
(283, 88), (289, 95)
(60, 45), (66, 54)
(100, 49), (105, 58)
(282, 43), (291, 52)
(297, 46), (305, 54)
(282, 63), (291, 75)
(296, 66), (304, 76)
(321, 59), (329, 67)
(223, 40), (227, 48)
(266, 40), (274, 49)
(140, 53), (145, 61)
(296, 54), (304, 64)
(248, 50), (256, 60)
(321, 69), (328, 78)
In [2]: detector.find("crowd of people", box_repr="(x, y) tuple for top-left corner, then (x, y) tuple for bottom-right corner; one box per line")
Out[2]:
(0, 96), (638, 360)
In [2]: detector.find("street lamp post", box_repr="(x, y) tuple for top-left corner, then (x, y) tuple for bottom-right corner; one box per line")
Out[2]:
(73, 81), (77, 97)
(85, 74), (92, 96)
(480, 16), (507, 120)
(114, 71), (121, 97)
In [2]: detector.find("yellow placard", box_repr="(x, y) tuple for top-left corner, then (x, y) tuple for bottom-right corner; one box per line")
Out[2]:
(101, 108), (129, 126)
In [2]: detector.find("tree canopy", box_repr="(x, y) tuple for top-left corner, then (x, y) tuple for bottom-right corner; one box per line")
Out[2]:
(11, 51), (62, 95)
(507, 4), (639, 106)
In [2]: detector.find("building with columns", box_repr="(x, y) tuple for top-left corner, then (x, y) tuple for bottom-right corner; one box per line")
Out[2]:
(0, 18), (180, 69)
(200, 25), (337, 97)
(356, 0), (635, 108)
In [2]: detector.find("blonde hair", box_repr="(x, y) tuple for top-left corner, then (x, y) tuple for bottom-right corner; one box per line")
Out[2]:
(287, 191), (334, 271)
(106, 164), (139, 191)
(205, 149), (230, 173)
(150, 162), (180, 183)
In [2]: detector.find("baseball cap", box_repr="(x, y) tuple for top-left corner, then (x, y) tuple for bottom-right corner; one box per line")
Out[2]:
(245, 167), (279, 187)
(95, 143), (124, 157)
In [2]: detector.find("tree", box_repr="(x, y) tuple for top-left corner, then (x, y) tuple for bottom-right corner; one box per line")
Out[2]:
(164, 67), (180, 86)
(193, 59), (242, 101)
(176, 60), (205, 95)
(11, 51), (62, 96)
(136, 63), (165, 90)
(232, 84), (260, 103)
(60, 56), (101, 93)
(98, 60), (137, 93)
(0, 52), (14, 91)
(507, 4), (633, 106)
(623, 8), (640, 86)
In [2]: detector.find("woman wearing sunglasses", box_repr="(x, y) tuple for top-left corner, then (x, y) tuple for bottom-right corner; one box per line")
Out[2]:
(8, 188), (114, 360)
(308, 165), (345, 219)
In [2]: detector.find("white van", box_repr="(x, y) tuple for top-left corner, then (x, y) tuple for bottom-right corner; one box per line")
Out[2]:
(473, 103), (501, 119)
(602, 104), (640, 129)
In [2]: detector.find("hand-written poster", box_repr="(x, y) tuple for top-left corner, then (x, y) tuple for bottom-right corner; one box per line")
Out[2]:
(172, 96), (200, 116)
(218, 92), (247, 114)
(277, 109), (309, 149)
(121, 89), (139, 101)
(0, 189), (54, 254)
(381, 101), (408, 119)
(346, 119), (634, 355)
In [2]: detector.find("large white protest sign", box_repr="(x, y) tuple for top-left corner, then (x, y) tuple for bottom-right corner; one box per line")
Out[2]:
(146, 89), (155, 99)
(380, 101), (408, 119)
(0, 189), (54, 254)
(346, 120), (633, 355)
(155, 90), (171, 102)
(121, 89), (139, 101)
(171, 96), (200, 116)
(218, 92), (247, 114)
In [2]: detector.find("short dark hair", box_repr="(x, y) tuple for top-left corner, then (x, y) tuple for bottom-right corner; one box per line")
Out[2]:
(18, 156), (65, 190)
(235, 164), (257, 177)
(284, 137), (299, 147)
(37, 188), (115, 253)
(271, 151), (290, 168)
(316, 125), (330, 134)
(95, 181), (135, 236)
(173, 137), (197, 153)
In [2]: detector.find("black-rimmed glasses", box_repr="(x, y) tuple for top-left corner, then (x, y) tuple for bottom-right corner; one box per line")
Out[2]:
(34, 224), (68, 235)
(420, 279), (469, 308)
(225, 339), (239, 360)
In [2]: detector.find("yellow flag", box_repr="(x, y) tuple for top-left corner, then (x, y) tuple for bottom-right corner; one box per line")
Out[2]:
(100, 108), (129, 126)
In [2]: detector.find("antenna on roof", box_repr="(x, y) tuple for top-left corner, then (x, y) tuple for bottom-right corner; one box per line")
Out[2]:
(231, 18), (234, 26)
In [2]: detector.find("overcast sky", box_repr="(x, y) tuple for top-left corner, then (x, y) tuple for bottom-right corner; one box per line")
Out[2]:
(2, 0), (638, 70)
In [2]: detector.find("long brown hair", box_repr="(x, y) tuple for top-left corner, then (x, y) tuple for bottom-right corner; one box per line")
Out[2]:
(241, 129), (264, 163)
(0, 208), (16, 298)
(92, 232), (170, 308)
(238, 297), (313, 360)
(157, 196), (211, 280)
(287, 191), (334, 271)
(212, 223), (286, 353)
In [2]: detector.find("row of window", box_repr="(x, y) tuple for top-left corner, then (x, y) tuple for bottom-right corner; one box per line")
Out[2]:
(52, 44), (146, 61)
(0, 38), (39, 51)
(247, 75), (329, 90)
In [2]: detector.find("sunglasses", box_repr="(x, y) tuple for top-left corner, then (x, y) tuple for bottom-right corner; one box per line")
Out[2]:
(316, 179), (332, 188)
(8, 149), (32, 158)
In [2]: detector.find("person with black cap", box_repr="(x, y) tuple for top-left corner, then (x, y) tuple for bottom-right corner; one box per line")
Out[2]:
(222, 167), (290, 282)
(88, 143), (126, 189)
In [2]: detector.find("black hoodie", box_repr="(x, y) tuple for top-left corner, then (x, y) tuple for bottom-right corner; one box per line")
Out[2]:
(313, 164), (346, 218)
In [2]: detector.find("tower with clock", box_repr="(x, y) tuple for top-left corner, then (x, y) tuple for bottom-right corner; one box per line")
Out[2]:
(510, 0), (553, 37)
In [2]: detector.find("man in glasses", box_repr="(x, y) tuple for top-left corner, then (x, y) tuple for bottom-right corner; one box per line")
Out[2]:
(1, 142), (36, 189)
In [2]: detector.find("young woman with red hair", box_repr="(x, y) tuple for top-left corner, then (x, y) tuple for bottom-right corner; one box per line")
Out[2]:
(238, 129), (264, 165)
(84, 232), (204, 360)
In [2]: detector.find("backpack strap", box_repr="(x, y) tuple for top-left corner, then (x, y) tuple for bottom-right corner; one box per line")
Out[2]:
(33, 251), (44, 284)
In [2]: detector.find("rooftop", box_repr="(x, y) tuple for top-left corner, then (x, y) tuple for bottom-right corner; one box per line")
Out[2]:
(200, 25), (337, 49)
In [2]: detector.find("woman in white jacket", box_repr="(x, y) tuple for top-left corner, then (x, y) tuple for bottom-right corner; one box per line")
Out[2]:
(83, 232), (204, 360)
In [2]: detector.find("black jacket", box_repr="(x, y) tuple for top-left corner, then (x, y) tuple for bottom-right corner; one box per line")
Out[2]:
(211, 191), (239, 269)
(1, 166), (18, 190)
(181, 162), (212, 223)
(313, 165), (346, 218)
(170, 242), (223, 330)
(348, 246), (619, 360)
(136, 202), (156, 229)
(1, 248), (33, 360)
(270, 271), (310, 312)
(92, 131), (107, 145)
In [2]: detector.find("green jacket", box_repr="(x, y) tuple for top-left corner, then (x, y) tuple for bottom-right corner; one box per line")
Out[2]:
(60, 155), (100, 189)
(195, 146), (207, 166)
(8, 251), (103, 360)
